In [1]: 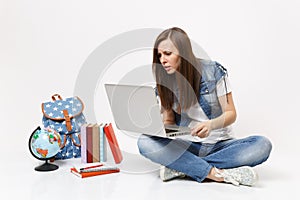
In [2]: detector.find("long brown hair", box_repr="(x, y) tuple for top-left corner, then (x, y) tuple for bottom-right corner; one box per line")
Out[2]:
(152, 27), (201, 111)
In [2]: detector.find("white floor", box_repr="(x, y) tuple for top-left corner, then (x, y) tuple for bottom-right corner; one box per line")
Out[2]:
(2, 146), (298, 200)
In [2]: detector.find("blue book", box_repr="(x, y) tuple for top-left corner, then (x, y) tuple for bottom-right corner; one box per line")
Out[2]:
(99, 123), (107, 162)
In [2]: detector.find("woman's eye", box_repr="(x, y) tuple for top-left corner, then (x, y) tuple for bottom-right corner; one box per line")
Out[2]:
(157, 53), (161, 58)
(165, 51), (172, 55)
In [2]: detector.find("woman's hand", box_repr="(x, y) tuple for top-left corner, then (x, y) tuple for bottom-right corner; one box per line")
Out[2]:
(191, 121), (212, 138)
(191, 92), (237, 138)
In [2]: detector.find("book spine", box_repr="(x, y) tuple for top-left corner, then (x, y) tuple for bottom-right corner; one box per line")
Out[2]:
(103, 132), (107, 161)
(86, 124), (94, 163)
(80, 124), (87, 163)
(104, 123), (123, 164)
(70, 167), (119, 178)
(80, 167), (119, 173)
(99, 124), (107, 162)
(81, 170), (119, 178)
(92, 124), (100, 162)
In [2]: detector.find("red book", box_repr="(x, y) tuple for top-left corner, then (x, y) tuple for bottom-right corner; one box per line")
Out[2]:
(86, 124), (94, 163)
(104, 123), (123, 164)
(70, 167), (120, 178)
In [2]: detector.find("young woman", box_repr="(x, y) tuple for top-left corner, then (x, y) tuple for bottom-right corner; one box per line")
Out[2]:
(137, 27), (272, 186)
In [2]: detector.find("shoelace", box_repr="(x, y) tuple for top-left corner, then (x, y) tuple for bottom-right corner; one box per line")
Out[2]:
(214, 168), (240, 186)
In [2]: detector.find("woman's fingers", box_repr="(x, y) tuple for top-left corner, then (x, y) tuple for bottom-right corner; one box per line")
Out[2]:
(191, 123), (209, 138)
(197, 127), (208, 138)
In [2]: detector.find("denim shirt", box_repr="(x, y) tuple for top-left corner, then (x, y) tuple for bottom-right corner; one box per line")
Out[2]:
(174, 59), (228, 126)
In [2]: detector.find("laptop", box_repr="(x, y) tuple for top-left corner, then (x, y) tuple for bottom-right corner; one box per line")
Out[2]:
(104, 83), (191, 137)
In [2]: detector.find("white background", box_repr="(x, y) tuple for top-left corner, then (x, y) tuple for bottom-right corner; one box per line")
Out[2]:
(1, 0), (299, 199)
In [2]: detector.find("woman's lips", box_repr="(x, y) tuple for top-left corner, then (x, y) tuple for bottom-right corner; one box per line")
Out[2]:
(164, 66), (172, 71)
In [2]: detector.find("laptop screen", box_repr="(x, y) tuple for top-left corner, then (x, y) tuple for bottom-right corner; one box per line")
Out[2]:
(104, 84), (166, 136)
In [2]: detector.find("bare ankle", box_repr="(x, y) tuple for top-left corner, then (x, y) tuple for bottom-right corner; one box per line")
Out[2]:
(207, 167), (224, 182)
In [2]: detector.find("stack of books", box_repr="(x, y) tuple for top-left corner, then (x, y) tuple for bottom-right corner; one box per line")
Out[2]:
(80, 123), (123, 164)
(70, 164), (120, 178)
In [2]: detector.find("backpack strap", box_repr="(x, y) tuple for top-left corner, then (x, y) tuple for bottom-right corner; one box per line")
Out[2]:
(63, 110), (72, 132)
(70, 134), (81, 147)
(51, 94), (63, 101)
(59, 134), (68, 149)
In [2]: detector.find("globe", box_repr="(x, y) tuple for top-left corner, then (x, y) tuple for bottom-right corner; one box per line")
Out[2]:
(29, 126), (61, 171)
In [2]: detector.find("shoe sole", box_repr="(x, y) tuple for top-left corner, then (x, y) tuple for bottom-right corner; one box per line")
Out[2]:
(233, 166), (258, 186)
(160, 166), (185, 182)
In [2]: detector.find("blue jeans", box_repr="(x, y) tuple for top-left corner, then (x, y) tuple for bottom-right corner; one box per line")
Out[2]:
(137, 135), (272, 182)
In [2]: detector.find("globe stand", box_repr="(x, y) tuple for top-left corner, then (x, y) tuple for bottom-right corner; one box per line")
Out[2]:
(35, 159), (59, 172)
(29, 126), (61, 172)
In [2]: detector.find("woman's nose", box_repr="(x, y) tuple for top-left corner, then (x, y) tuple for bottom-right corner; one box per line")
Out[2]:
(160, 55), (167, 64)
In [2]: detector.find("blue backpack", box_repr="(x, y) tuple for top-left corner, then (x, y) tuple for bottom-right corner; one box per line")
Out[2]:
(42, 94), (87, 160)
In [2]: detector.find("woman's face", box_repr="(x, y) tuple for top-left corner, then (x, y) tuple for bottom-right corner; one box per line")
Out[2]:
(157, 39), (181, 74)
